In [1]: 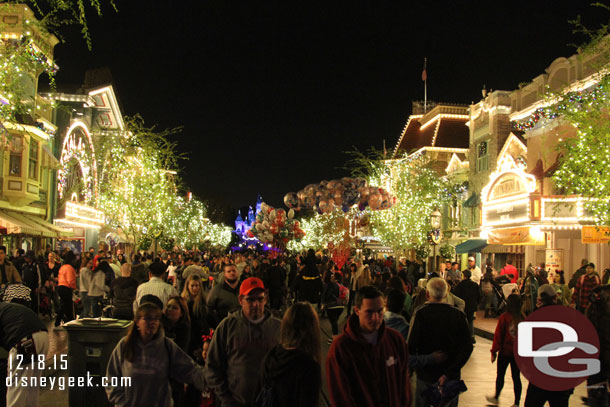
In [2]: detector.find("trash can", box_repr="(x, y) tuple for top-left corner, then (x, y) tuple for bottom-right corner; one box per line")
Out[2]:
(64, 318), (132, 407)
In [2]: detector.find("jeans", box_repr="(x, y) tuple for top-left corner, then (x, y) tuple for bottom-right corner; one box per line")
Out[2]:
(346, 289), (356, 315)
(466, 312), (474, 339)
(483, 291), (494, 313)
(55, 285), (74, 324)
(89, 295), (103, 317)
(327, 307), (343, 336)
(80, 293), (91, 318)
(495, 354), (522, 405)
(415, 377), (459, 407)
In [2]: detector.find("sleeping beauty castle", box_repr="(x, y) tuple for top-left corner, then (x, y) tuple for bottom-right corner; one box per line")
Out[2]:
(234, 195), (263, 238)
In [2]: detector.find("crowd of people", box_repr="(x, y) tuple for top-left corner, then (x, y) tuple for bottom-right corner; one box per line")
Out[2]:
(0, 244), (608, 406)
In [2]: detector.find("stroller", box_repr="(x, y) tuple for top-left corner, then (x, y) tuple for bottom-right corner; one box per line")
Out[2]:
(39, 281), (55, 318)
(490, 275), (510, 316)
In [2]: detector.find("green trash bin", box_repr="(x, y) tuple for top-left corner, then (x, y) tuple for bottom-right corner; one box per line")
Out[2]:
(64, 318), (132, 407)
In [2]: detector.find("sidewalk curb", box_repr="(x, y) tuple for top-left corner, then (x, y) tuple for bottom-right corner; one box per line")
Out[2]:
(474, 327), (494, 340)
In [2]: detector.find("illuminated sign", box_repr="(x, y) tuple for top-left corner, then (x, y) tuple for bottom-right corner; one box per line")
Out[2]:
(484, 199), (529, 226)
(487, 226), (545, 245)
(581, 226), (610, 244)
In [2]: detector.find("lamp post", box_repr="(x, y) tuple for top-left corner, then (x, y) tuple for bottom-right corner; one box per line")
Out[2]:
(429, 209), (442, 275)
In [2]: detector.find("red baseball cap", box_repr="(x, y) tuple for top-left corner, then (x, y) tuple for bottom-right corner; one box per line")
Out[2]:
(239, 277), (265, 296)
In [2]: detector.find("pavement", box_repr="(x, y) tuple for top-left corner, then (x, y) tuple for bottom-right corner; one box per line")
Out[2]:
(36, 310), (589, 407)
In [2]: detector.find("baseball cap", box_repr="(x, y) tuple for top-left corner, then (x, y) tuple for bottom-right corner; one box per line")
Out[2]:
(239, 277), (265, 296)
(537, 284), (557, 298)
(468, 256), (475, 262)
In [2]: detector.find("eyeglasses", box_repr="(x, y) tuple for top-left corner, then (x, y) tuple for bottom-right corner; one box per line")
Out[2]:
(245, 296), (265, 304)
(142, 316), (161, 322)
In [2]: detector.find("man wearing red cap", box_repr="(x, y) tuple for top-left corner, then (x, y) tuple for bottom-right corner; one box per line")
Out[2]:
(205, 277), (281, 407)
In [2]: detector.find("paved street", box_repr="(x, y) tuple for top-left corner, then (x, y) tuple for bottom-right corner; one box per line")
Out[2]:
(36, 310), (588, 407)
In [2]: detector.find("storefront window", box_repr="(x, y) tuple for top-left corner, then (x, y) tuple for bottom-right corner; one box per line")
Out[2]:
(29, 139), (39, 180)
(9, 136), (23, 176)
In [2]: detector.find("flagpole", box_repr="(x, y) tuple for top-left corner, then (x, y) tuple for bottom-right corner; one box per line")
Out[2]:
(423, 57), (427, 113)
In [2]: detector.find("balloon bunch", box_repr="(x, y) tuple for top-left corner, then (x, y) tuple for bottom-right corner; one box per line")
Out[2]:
(284, 177), (396, 214)
(246, 202), (305, 246)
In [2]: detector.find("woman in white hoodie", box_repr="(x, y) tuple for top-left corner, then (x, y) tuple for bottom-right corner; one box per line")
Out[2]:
(106, 302), (207, 407)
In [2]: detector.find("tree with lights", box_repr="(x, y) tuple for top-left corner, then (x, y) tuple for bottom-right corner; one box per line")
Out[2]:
(348, 149), (462, 255)
(287, 207), (358, 252)
(166, 195), (232, 250)
(551, 78), (610, 226)
(531, 25), (610, 227)
(95, 116), (182, 249)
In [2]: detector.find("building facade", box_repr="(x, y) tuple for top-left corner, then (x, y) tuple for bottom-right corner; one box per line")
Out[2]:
(467, 49), (610, 278)
(0, 5), (72, 254)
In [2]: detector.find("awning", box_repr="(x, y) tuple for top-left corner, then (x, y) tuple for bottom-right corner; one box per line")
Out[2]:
(7, 212), (56, 238)
(24, 214), (74, 237)
(0, 211), (43, 236)
(0, 210), (73, 238)
(463, 192), (480, 207)
(455, 238), (487, 254)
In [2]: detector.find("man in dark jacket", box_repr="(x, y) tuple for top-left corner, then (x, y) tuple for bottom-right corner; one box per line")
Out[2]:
(207, 263), (241, 326)
(568, 258), (589, 289)
(294, 249), (322, 305)
(453, 269), (481, 343)
(1, 302), (48, 406)
(326, 285), (411, 407)
(110, 263), (139, 320)
(0, 245), (21, 289)
(130, 253), (149, 285)
(408, 278), (473, 407)
(21, 251), (41, 314)
(266, 259), (286, 310)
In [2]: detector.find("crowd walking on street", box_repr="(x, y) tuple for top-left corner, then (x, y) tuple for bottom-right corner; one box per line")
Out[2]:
(0, 245), (607, 407)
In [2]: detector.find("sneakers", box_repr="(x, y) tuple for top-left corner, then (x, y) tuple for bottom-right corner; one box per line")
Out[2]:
(485, 395), (499, 405)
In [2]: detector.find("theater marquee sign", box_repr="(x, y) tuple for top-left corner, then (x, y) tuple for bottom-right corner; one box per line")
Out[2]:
(481, 155), (543, 245)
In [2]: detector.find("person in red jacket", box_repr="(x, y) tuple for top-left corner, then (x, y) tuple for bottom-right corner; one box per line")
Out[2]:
(487, 294), (524, 406)
(326, 285), (411, 407)
(500, 258), (519, 284)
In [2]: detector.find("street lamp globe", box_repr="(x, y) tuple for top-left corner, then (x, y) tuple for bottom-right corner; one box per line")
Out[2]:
(430, 209), (442, 229)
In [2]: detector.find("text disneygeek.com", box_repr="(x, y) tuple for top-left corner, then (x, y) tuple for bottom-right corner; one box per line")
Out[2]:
(6, 372), (131, 391)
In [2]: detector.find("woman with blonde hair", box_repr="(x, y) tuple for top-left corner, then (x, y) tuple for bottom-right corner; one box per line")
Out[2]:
(356, 265), (372, 290)
(181, 275), (212, 360)
(106, 302), (206, 407)
(259, 302), (321, 406)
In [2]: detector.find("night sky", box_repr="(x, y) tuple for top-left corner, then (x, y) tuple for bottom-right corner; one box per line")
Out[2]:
(51, 0), (603, 221)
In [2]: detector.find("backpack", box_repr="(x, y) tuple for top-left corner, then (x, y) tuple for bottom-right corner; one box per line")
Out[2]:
(337, 284), (349, 306)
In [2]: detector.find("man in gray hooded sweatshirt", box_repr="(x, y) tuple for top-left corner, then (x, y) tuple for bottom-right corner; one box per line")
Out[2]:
(205, 277), (281, 407)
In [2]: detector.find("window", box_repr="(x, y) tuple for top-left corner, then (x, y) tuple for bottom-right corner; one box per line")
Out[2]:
(9, 136), (23, 176)
(42, 168), (48, 190)
(29, 139), (39, 180)
(476, 141), (489, 173)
